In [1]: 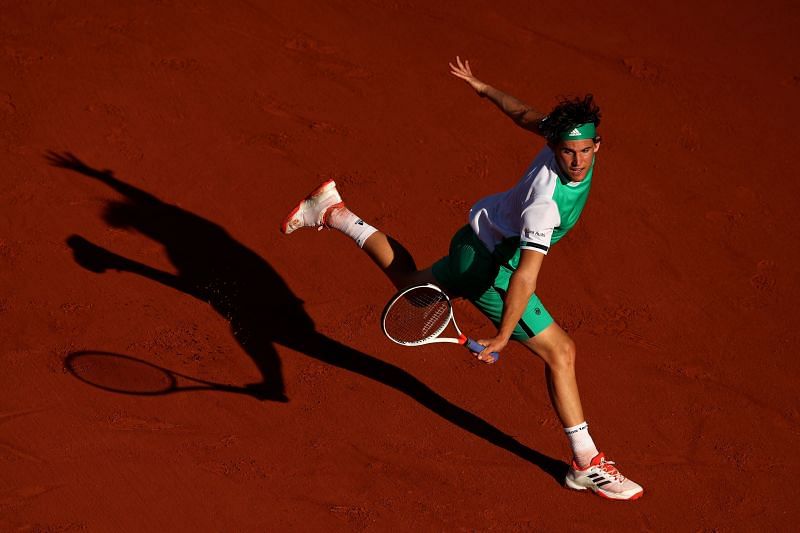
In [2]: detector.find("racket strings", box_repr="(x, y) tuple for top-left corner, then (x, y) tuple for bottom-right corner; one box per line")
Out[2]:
(384, 287), (451, 343)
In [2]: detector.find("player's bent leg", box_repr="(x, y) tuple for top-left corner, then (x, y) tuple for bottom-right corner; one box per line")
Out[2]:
(362, 232), (432, 289)
(280, 179), (429, 289)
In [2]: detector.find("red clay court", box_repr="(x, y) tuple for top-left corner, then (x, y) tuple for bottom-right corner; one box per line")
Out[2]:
(2, 1), (799, 530)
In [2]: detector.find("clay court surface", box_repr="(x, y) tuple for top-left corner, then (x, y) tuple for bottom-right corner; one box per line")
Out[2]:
(2, 0), (799, 530)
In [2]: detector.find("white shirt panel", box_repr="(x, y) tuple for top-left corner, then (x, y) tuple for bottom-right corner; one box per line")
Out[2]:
(469, 147), (562, 255)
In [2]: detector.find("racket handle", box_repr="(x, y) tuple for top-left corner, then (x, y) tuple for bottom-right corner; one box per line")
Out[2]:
(464, 338), (500, 363)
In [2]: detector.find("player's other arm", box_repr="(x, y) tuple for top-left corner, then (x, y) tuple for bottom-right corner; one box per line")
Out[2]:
(476, 249), (544, 359)
(449, 56), (546, 135)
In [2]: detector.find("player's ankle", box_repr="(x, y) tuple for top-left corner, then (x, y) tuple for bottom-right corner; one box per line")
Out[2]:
(564, 421), (599, 468)
(327, 206), (378, 248)
(325, 204), (349, 227)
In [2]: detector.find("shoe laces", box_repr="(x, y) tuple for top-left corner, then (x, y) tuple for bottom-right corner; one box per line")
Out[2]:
(597, 457), (626, 482)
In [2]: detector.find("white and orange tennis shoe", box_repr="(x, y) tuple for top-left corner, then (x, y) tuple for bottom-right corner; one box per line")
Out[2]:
(280, 179), (344, 234)
(565, 452), (644, 501)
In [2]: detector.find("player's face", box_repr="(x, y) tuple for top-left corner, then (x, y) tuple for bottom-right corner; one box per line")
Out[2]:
(552, 139), (600, 182)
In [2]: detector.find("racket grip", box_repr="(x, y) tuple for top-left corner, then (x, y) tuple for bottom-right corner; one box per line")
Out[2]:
(464, 338), (500, 362)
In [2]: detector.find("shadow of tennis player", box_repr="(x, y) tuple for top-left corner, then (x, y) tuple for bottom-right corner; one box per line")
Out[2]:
(47, 151), (567, 481)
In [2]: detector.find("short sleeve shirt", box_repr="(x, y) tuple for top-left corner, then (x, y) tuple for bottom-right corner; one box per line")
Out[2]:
(468, 146), (592, 256)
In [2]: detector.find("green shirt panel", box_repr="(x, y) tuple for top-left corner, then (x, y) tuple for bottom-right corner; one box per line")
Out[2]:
(493, 164), (593, 270)
(551, 166), (592, 245)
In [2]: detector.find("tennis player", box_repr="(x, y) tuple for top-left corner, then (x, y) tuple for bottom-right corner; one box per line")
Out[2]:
(281, 57), (643, 501)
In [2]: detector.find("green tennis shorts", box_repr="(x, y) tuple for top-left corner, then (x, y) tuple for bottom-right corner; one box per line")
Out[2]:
(431, 225), (554, 340)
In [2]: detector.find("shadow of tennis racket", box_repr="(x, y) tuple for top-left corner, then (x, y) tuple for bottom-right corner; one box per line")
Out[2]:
(65, 350), (258, 398)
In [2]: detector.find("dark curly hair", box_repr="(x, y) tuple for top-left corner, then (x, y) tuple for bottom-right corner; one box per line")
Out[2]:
(539, 94), (601, 144)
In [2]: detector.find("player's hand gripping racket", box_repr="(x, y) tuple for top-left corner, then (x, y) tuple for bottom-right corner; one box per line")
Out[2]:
(381, 283), (499, 363)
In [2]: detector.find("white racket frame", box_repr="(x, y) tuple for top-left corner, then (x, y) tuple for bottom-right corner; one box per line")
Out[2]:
(381, 283), (499, 362)
(381, 283), (466, 347)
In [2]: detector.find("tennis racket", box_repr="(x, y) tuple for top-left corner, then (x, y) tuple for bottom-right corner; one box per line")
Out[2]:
(381, 283), (499, 363)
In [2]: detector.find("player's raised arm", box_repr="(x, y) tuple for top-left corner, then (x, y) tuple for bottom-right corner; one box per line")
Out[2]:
(449, 56), (546, 135)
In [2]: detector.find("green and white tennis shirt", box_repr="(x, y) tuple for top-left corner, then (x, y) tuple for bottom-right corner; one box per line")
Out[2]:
(469, 146), (592, 257)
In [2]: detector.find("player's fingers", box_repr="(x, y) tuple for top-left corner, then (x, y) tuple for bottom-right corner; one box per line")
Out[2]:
(450, 63), (467, 76)
(475, 346), (493, 362)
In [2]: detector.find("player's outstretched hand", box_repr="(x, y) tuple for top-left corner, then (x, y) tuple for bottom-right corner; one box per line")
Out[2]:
(449, 56), (488, 95)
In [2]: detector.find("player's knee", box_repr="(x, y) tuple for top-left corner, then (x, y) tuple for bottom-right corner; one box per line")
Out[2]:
(548, 337), (576, 373)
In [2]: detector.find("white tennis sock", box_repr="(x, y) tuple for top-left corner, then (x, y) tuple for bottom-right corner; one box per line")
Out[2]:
(564, 421), (599, 468)
(327, 206), (378, 248)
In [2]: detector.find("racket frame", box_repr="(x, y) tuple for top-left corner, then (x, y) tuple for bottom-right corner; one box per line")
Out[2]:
(381, 283), (499, 361)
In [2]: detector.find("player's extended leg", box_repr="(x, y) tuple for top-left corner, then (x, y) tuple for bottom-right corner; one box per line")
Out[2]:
(281, 179), (435, 289)
(520, 323), (584, 427)
(519, 323), (643, 501)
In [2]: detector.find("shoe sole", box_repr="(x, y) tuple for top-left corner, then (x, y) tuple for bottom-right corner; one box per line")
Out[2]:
(565, 478), (644, 501)
(280, 179), (337, 234)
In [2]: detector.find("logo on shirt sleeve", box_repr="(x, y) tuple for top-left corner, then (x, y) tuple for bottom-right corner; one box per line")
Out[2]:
(521, 227), (552, 253)
(524, 229), (548, 239)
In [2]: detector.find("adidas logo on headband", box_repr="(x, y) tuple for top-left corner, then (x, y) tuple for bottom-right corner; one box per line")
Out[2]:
(558, 122), (596, 141)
